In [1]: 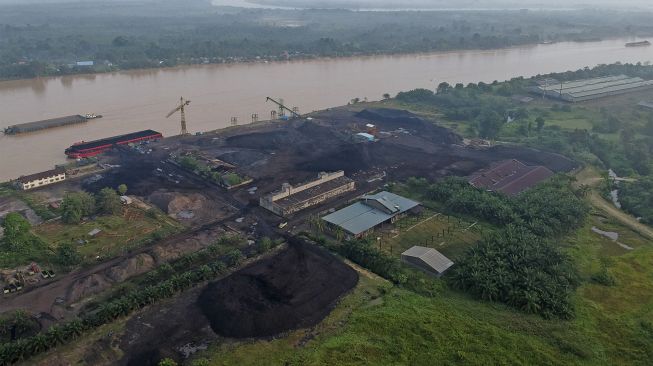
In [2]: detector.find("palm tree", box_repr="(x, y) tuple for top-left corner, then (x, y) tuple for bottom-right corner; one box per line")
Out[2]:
(46, 326), (65, 346)
(63, 319), (84, 340)
(28, 334), (49, 354)
(335, 227), (345, 241)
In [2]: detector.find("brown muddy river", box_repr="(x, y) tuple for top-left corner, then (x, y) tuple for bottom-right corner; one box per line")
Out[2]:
(1, 37), (653, 181)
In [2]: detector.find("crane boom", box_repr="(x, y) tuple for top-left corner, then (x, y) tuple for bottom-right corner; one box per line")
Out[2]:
(166, 97), (191, 135)
(266, 97), (301, 118)
(166, 105), (183, 118)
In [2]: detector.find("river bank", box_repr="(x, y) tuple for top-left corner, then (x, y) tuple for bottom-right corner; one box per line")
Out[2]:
(1, 37), (653, 181)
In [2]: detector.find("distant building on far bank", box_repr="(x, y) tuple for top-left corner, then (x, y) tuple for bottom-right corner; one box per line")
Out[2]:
(469, 159), (554, 196)
(532, 75), (653, 102)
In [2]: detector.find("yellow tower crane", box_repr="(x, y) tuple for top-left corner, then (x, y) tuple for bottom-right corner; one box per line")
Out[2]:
(166, 97), (191, 135)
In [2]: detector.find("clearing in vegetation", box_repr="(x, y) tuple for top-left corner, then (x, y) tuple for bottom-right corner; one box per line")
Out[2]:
(34, 206), (182, 264)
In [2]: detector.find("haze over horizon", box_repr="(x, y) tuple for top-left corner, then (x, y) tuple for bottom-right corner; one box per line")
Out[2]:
(1, 0), (652, 10)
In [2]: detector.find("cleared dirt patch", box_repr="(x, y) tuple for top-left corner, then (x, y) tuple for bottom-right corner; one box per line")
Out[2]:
(197, 239), (358, 338)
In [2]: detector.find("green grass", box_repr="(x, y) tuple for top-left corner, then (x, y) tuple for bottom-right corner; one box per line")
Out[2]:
(33, 206), (182, 263)
(381, 210), (482, 261)
(195, 213), (653, 366)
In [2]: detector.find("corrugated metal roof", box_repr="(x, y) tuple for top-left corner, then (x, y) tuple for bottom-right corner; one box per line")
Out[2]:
(469, 159), (554, 196)
(322, 191), (419, 235)
(402, 246), (454, 274)
(537, 75), (653, 99)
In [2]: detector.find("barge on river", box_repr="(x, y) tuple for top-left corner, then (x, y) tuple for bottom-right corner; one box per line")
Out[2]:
(65, 129), (162, 158)
(625, 40), (651, 47)
(3, 114), (102, 135)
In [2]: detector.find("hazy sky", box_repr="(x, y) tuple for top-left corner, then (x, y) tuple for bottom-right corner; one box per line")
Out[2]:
(0, 0), (651, 10)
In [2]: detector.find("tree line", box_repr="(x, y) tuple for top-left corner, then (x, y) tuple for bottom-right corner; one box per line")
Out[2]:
(1, 1), (651, 79)
(61, 185), (127, 225)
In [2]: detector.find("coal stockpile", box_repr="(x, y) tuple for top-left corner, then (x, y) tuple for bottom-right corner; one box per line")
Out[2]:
(198, 239), (358, 338)
(357, 108), (462, 145)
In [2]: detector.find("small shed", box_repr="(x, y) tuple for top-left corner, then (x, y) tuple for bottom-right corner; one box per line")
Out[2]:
(88, 228), (102, 237)
(120, 196), (133, 205)
(401, 246), (453, 277)
(355, 132), (375, 142)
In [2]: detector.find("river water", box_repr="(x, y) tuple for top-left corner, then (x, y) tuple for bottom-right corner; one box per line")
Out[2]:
(1, 37), (653, 181)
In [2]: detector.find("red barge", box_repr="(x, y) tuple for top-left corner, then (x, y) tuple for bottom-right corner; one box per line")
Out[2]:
(65, 129), (163, 158)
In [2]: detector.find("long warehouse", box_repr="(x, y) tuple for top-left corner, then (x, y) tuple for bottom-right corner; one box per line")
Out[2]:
(533, 75), (653, 102)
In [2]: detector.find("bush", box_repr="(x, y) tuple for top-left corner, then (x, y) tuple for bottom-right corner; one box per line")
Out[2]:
(61, 191), (96, 224)
(1, 212), (31, 250)
(257, 237), (272, 253)
(97, 188), (122, 215)
(329, 239), (407, 284)
(56, 242), (82, 266)
(225, 249), (244, 267)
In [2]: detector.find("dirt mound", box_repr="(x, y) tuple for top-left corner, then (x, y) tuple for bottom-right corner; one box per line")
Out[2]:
(105, 253), (156, 282)
(197, 240), (358, 338)
(66, 274), (112, 303)
(150, 229), (224, 263)
(357, 108), (462, 145)
(149, 191), (204, 216)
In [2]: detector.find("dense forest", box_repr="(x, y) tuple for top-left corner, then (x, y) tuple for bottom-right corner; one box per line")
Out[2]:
(1, 0), (653, 79)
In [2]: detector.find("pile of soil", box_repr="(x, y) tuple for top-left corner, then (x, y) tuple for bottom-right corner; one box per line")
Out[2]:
(105, 253), (156, 282)
(197, 239), (358, 338)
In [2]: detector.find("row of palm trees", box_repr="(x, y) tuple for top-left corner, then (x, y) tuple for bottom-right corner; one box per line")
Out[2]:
(0, 247), (248, 365)
(449, 225), (578, 319)
(426, 176), (589, 237)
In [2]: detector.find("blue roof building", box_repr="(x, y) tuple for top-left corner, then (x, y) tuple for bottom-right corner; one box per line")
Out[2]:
(322, 191), (419, 238)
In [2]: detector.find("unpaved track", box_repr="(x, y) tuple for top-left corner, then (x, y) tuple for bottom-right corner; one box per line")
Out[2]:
(576, 167), (653, 240)
(0, 220), (228, 316)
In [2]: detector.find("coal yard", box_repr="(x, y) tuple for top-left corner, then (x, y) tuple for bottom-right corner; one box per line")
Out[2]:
(198, 239), (358, 338)
(0, 104), (581, 365)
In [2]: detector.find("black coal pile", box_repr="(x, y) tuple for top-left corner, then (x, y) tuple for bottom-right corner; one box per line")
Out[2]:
(357, 108), (462, 145)
(197, 239), (358, 338)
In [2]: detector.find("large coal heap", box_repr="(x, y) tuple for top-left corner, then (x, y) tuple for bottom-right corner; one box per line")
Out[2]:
(198, 239), (358, 338)
(356, 108), (462, 145)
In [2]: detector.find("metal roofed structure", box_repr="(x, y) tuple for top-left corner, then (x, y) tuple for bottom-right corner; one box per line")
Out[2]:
(260, 171), (355, 217)
(469, 159), (554, 196)
(322, 191), (419, 238)
(401, 246), (453, 276)
(533, 75), (653, 102)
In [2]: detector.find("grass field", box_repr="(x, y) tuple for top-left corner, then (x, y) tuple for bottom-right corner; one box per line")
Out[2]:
(378, 209), (482, 261)
(33, 206), (182, 264)
(193, 216), (652, 366)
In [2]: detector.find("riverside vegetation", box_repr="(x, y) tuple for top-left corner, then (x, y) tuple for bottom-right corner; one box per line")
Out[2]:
(2, 1), (653, 79)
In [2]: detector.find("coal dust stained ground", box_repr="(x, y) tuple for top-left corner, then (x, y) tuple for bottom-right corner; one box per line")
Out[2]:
(198, 239), (359, 338)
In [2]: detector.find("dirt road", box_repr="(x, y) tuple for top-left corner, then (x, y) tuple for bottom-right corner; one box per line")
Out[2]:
(576, 167), (653, 240)
(0, 220), (230, 316)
